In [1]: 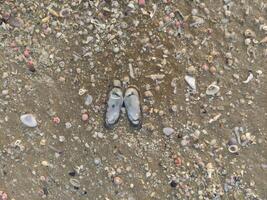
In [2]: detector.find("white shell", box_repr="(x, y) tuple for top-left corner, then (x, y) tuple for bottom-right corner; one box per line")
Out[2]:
(185, 75), (196, 91)
(206, 83), (220, 96)
(78, 88), (87, 96)
(206, 163), (214, 178)
(20, 114), (37, 128)
(84, 94), (93, 106)
(228, 145), (239, 154)
(243, 72), (253, 83)
(146, 74), (165, 80)
(113, 80), (122, 87)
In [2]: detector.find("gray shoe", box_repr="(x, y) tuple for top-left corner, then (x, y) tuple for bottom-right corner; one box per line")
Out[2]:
(124, 86), (142, 128)
(105, 86), (124, 128)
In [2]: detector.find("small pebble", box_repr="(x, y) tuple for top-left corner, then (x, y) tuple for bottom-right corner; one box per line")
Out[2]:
(53, 116), (60, 124)
(144, 91), (153, 98)
(59, 136), (65, 142)
(113, 176), (123, 185)
(41, 161), (49, 167)
(209, 66), (217, 74)
(171, 105), (178, 112)
(163, 127), (174, 136)
(2, 90), (8, 95)
(94, 158), (101, 165)
(181, 139), (189, 146)
(0, 191), (8, 200)
(24, 48), (30, 57)
(84, 95), (93, 106)
(138, 0), (145, 5)
(187, 65), (197, 75)
(174, 157), (182, 167)
(65, 122), (72, 129)
(191, 9), (198, 16)
(113, 47), (120, 53)
(82, 113), (89, 121)
(27, 60), (35, 72)
(40, 139), (46, 146)
(170, 180), (177, 188)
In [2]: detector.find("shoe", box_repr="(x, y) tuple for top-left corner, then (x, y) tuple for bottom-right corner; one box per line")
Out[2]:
(105, 83), (124, 128)
(124, 86), (142, 128)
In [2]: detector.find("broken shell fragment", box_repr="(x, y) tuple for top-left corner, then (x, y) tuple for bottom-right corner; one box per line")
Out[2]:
(206, 163), (214, 178)
(113, 80), (122, 87)
(41, 16), (50, 23)
(228, 145), (239, 154)
(206, 83), (220, 96)
(244, 29), (256, 38)
(145, 74), (165, 80)
(185, 75), (196, 91)
(243, 72), (253, 83)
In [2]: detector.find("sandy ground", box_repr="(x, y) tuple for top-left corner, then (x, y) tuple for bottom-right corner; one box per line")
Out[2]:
(0, 0), (267, 199)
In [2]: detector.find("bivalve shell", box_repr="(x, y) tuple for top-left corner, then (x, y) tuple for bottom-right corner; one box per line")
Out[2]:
(206, 83), (220, 96)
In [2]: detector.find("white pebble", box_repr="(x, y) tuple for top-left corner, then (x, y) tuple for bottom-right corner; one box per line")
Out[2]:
(65, 122), (72, 129)
(163, 127), (174, 136)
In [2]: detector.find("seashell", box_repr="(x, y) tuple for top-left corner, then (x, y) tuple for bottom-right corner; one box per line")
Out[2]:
(244, 29), (256, 38)
(113, 80), (122, 87)
(185, 75), (196, 91)
(252, 38), (259, 44)
(244, 38), (251, 46)
(41, 16), (50, 24)
(228, 144), (239, 154)
(20, 114), (37, 128)
(260, 24), (267, 32)
(59, 8), (72, 18)
(129, 64), (135, 79)
(113, 176), (123, 185)
(163, 127), (174, 136)
(228, 137), (238, 146)
(206, 83), (220, 96)
(245, 132), (255, 142)
(84, 94), (93, 106)
(144, 91), (153, 98)
(181, 139), (189, 146)
(206, 163), (214, 178)
(259, 36), (267, 44)
(234, 127), (241, 144)
(145, 74), (165, 80)
(48, 7), (59, 17)
(243, 72), (253, 83)
(78, 88), (87, 96)
(69, 178), (80, 188)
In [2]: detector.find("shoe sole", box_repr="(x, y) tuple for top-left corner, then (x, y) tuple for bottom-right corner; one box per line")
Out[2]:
(124, 85), (143, 129)
(104, 84), (123, 129)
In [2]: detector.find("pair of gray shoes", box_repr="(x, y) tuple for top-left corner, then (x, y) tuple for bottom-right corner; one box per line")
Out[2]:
(105, 80), (142, 129)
